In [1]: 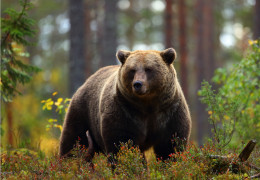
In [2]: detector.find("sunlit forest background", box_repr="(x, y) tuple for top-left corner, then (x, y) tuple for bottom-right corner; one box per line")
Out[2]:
(1, 0), (259, 156)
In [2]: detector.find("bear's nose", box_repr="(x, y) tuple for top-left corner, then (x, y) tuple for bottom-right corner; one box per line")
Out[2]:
(133, 81), (143, 91)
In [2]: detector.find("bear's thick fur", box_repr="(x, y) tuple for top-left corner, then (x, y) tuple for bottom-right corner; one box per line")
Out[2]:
(60, 48), (191, 160)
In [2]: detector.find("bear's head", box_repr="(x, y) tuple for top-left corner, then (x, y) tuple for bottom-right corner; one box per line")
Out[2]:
(117, 48), (177, 101)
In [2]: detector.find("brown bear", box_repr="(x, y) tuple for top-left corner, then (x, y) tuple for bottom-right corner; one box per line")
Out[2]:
(59, 48), (191, 161)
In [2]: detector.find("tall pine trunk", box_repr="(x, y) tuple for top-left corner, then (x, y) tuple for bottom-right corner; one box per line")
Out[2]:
(165, 0), (173, 48)
(85, 0), (92, 78)
(203, 0), (215, 138)
(195, 0), (207, 146)
(254, 0), (260, 39)
(68, 0), (86, 96)
(195, 0), (215, 145)
(204, 0), (215, 81)
(178, 0), (188, 99)
(6, 103), (13, 147)
(101, 0), (119, 66)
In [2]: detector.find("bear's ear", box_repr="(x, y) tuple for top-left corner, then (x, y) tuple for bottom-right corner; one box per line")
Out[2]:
(116, 50), (131, 64)
(160, 48), (177, 65)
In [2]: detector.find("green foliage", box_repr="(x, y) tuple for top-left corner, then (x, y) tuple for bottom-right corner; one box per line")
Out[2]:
(1, 0), (40, 102)
(199, 40), (260, 148)
(115, 141), (147, 178)
(1, 142), (258, 179)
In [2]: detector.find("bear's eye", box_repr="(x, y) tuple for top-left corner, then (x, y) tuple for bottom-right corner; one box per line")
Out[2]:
(145, 68), (152, 73)
(129, 69), (136, 74)
(128, 69), (136, 77)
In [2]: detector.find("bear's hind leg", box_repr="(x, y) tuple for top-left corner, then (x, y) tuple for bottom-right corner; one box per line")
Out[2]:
(59, 100), (89, 157)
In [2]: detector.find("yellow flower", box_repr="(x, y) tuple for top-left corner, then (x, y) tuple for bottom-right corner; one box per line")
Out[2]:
(52, 92), (58, 96)
(64, 98), (71, 103)
(208, 111), (212, 115)
(46, 101), (54, 110)
(55, 98), (63, 106)
(48, 119), (57, 123)
(42, 98), (54, 110)
(248, 39), (257, 45)
(54, 124), (63, 132)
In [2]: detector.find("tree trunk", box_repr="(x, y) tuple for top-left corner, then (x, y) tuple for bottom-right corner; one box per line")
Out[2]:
(165, 0), (173, 48)
(6, 102), (13, 147)
(195, 0), (215, 146)
(101, 0), (119, 66)
(203, 0), (215, 81)
(68, 0), (86, 96)
(85, 0), (92, 78)
(203, 0), (215, 137)
(254, 0), (260, 39)
(126, 0), (136, 50)
(195, 0), (207, 146)
(178, 0), (188, 99)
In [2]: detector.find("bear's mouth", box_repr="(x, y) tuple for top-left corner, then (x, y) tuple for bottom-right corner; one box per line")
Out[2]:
(132, 87), (148, 96)
(134, 90), (146, 96)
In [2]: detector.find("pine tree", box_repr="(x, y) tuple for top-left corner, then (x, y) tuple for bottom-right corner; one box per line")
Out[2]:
(1, 0), (40, 102)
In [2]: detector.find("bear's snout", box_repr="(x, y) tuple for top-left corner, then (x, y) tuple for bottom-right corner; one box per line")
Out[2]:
(133, 81), (143, 91)
(132, 80), (147, 95)
(132, 69), (148, 95)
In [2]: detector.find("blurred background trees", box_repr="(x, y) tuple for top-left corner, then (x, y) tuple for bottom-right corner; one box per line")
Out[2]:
(68, 0), (86, 96)
(1, 0), (258, 151)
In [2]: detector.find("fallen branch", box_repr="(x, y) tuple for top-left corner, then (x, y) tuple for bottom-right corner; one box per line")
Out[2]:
(239, 140), (256, 162)
(208, 140), (259, 174)
(250, 173), (260, 179)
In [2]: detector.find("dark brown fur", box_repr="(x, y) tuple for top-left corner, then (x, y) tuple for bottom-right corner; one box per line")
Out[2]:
(59, 48), (191, 160)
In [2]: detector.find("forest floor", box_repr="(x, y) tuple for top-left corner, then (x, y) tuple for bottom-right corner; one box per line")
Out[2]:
(1, 140), (260, 179)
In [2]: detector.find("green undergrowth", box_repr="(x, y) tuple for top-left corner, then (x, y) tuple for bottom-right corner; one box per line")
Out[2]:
(1, 141), (259, 179)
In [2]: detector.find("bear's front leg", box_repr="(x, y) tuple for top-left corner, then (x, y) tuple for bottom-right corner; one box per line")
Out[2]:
(104, 132), (135, 169)
(103, 129), (135, 156)
(153, 101), (191, 160)
(153, 137), (175, 160)
(153, 113), (190, 160)
(101, 117), (137, 166)
(153, 135), (188, 160)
